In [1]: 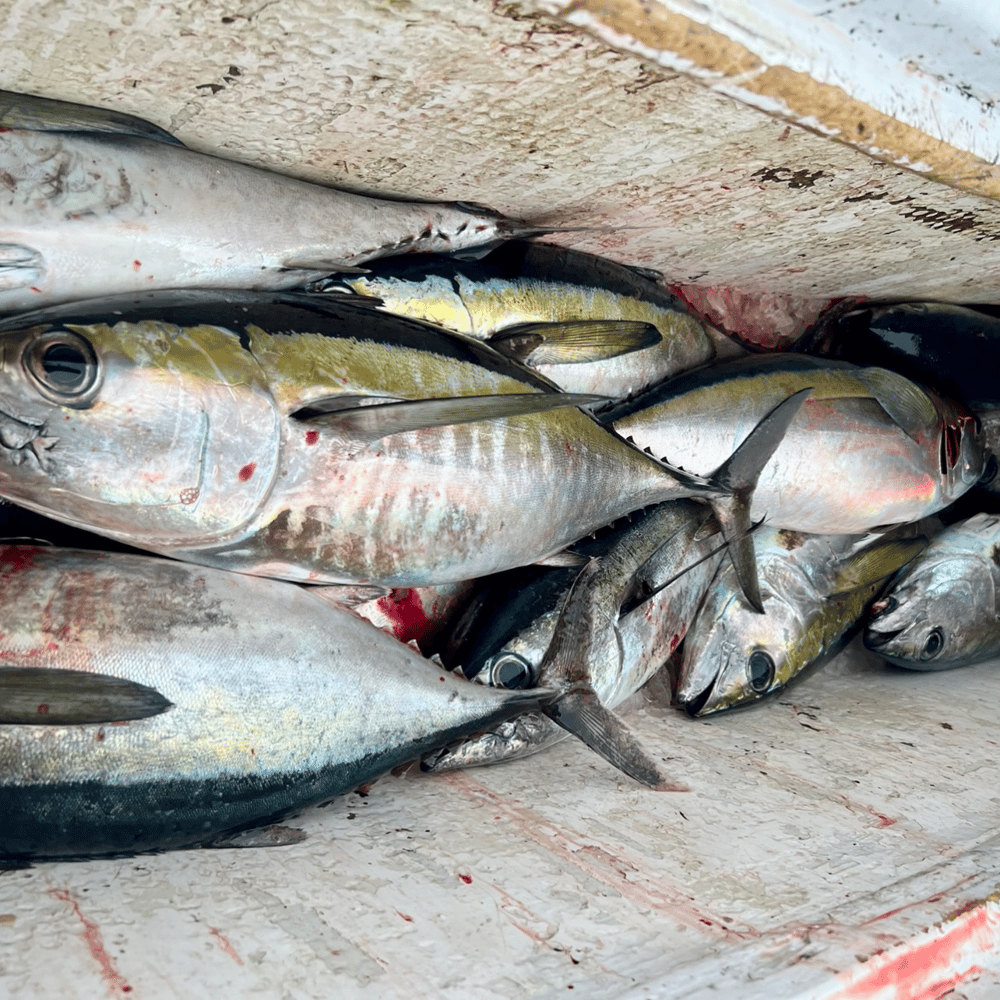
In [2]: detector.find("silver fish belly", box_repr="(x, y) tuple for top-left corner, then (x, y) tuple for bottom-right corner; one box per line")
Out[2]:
(606, 355), (985, 535)
(865, 512), (1000, 670)
(0, 544), (543, 861)
(424, 501), (724, 771)
(678, 528), (929, 715)
(0, 90), (527, 313)
(335, 240), (744, 398)
(0, 290), (730, 588)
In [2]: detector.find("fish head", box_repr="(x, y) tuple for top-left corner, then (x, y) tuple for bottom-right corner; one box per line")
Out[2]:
(678, 561), (811, 715)
(936, 399), (987, 501)
(0, 314), (280, 545)
(864, 553), (997, 669)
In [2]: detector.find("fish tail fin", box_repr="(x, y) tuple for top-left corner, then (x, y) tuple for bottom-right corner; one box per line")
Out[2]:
(701, 387), (813, 613)
(543, 687), (688, 791)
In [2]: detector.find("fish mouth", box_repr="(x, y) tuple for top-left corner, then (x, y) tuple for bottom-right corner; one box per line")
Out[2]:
(0, 407), (57, 471)
(863, 626), (904, 648)
(678, 679), (715, 718)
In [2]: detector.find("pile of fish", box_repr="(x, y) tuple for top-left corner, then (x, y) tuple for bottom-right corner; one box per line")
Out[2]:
(0, 91), (997, 861)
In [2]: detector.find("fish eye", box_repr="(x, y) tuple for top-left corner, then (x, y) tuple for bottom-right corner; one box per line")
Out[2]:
(921, 627), (945, 661)
(746, 650), (775, 693)
(23, 330), (101, 406)
(486, 652), (537, 689)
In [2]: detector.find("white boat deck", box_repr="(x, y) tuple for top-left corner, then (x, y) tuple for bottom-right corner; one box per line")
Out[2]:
(4, 644), (999, 999)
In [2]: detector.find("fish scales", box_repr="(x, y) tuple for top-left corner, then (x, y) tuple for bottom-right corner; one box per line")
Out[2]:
(678, 527), (929, 714)
(865, 512), (1000, 670)
(605, 354), (984, 536)
(0, 290), (713, 587)
(338, 240), (735, 399)
(1, 98), (526, 313)
(0, 545), (545, 860)
(426, 501), (724, 771)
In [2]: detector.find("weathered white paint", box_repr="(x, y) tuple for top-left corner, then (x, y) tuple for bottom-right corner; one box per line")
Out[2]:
(603, 0), (1000, 166)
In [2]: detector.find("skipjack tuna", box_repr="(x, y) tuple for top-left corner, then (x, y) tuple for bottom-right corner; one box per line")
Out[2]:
(0, 545), (549, 861)
(329, 240), (745, 399)
(0, 289), (803, 598)
(678, 528), (929, 715)
(424, 500), (724, 776)
(865, 513), (1000, 670)
(0, 89), (542, 313)
(800, 302), (1000, 493)
(605, 354), (985, 538)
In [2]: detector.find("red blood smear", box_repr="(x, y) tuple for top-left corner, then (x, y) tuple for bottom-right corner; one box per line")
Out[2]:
(305, 430), (319, 445)
(132, 260), (141, 271)
(238, 462), (256, 482)
(377, 589), (435, 645)
(0, 546), (37, 576)
(208, 926), (244, 966)
(36, 704), (48, 715)
(459, 873), (473, 884)
(49, 889), (134, 995)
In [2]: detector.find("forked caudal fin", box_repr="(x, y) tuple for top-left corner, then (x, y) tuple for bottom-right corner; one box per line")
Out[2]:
(696, 387), (813, 613)
(543, 688), (688, 791)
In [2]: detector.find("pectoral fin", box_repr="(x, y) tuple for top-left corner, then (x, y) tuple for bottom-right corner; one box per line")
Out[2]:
(0, 89), (184, 145)
(207, 825), (308, 849)
(0, 666), (173, 725)
(853, 367), (940, 441)
(488, 320), (661, 366)
(544, 688), (688, 791)
(293, 392), (608, 442)
(827, 536), (929, 597)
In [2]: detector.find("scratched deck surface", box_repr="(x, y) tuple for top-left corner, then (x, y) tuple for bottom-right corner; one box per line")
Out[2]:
(2, 642), (999, 999)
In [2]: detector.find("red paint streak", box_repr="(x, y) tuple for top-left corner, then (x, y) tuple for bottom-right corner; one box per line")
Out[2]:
(304, 430), (319, 445)
(459, 873), (473, 884)
(208, 926), (244, 966)
(49, 889), (133, 995)
(132, 260), (141, 271)
(237, 462), (256, 482)
(396, 911), (414, 922)
(833, 904), (996, 1000)
(30, 286), (41, 293)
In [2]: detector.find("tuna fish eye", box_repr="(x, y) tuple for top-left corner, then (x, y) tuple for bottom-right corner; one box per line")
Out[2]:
(486, 652), (537, 689)
(746, 650), (775, 692)
(23, 331), (101, 406)
(921, 628), (945, 661)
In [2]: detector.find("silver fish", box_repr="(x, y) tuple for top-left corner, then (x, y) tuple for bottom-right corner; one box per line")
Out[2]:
(0, 544), (547, 861)
(328, 240), (745, 398)
(0, 290), (803, 598)
(865, 512), (1000, 669)
(0, 89), (539, 313)
(678, 528), (929, 715)
(423, 501), (725, 781)
(606, 355), (985, 539)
